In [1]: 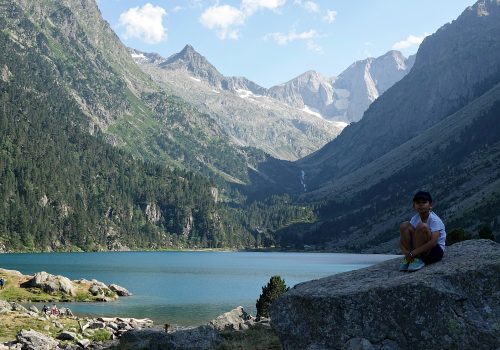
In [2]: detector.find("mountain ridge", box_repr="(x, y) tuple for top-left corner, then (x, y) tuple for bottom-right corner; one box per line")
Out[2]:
(272, 0), (500, 251)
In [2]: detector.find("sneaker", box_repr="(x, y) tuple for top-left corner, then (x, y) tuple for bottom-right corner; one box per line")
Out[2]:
(399, 258), (410, 271)
(408, 258), (425, 272)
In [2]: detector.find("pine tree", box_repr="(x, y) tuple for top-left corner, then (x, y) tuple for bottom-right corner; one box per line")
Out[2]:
(256, 275), (289, 318)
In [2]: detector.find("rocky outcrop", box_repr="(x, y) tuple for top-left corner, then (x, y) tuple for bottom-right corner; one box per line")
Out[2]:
(267, 51), (414, 123)
(116, 306), (267, 349)
(10, 269), (130, 302)
(109, 283), (132, 296)
(208, 306), (252, 331)
(119, 326), (223, 350)
(270, 240), (500, 350)
(21, 272), (75, 296)
(16, 329), (60, 350)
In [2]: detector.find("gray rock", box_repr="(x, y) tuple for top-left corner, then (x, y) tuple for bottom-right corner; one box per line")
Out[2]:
(21, 271), (75, 296)
(76, 339), (91, 348)
(270, 240), (500, 350)
(343, 338), (375, 350)
(0, 300), (12, 313)
(88, 321), (105, 329)
(59, 307), (73, 317)
(16, 329), (60, 350)
(29, 306), (40, 314)
(89, 281), (115, 298)
(208, 306), (251, 331)
(89, 284), (103, 297)
(53, 321), (64, 329)
(118, 325), (223, 350)
(57, 331), (78, 341)
(10, 302), (28, 313)
(108, 284), (131, 296)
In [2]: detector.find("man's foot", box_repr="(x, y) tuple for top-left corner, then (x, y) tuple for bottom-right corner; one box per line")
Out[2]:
(408, 258), (425, 272)
(399, 258), (410, 271)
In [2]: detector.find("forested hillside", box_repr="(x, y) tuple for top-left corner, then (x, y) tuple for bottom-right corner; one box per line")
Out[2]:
(0, 29), (257, 251)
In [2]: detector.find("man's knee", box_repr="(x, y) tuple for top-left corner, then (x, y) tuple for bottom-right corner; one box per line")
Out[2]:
(415, 222), (429, 232)
(400, 221), (412, 231)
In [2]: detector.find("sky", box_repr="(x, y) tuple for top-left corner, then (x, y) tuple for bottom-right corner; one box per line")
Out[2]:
(95, 0), (474, 88)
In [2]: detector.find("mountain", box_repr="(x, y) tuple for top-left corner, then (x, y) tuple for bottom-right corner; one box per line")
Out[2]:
(272, 0), (500, 251)
(267, 51), (415, 123)
(0, 0), (288, 251)
(160, 45), (267, 95)
(131, 46), (346, 160)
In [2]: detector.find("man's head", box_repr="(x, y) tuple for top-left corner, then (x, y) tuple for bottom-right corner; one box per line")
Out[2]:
(412, 191), (432, 213)
(413, 191), (432, 203)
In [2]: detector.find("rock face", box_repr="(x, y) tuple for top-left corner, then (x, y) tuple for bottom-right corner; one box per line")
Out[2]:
(21, 271), (75, 296)
(16, 329), (60, 350)
(270, 240), (500, 350)
(268, 51), (414, 123)
(109, 283), (132, 296)
(118, 326), (223, 350)
(208, 306), (252, 331)
(131, 45), (345, 161)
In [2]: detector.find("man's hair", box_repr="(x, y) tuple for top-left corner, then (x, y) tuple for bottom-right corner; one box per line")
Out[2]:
(413, 191), (432, 202)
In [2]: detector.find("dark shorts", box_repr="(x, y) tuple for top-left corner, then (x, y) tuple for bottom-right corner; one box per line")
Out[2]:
(421, 245), (444, 264)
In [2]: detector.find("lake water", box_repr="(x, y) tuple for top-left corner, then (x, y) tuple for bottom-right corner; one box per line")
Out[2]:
(0, 251), (396, 326)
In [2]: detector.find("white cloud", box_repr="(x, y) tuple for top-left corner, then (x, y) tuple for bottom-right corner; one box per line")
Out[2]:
(242, 0), (286, 15)
(264, 29), (319, 45)
(199, 4), (245, 40)
(200, 0), (286, 40)
(392, 34), (428, 50)
(323, 9), (337, 23)
(294, 0), (319, 13)
(119, 3), (167, 44)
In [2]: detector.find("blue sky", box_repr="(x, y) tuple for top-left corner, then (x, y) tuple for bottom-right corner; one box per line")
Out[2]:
(96, 0), (474, 88)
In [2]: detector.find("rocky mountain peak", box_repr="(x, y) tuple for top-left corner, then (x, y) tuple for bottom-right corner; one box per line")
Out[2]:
(473, 0), (499, 16)
(162, 44), (217, 73)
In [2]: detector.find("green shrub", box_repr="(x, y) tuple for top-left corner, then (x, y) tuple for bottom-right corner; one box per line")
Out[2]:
(90, 329), (112, 342)
(478, 226), (495, 241)
(256, 276), (289, 318)
(446, 228), (471, 246)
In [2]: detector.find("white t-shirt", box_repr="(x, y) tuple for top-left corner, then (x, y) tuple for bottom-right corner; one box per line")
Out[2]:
(410, 211), (447, 250)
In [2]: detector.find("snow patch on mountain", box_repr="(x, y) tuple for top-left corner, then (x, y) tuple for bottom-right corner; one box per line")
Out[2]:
(302, 105), (323, 119)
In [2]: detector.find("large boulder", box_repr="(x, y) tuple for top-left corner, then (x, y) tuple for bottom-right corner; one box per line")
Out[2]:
(21, 271), (75, 296)
(16, 329), (60, 350)
(109, 283), (131, 296)
(118, 326), (223, 350)
(208, 306), (252, 331)
(270, 239), (500, 350)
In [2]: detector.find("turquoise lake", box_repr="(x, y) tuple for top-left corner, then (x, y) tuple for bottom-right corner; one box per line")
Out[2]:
(0, 251), (396, 326)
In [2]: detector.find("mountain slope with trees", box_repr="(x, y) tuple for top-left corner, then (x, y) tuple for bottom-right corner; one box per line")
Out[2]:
(270, 0), (500, 251)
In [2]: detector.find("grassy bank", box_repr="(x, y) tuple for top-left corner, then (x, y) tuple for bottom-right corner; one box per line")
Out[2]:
(0, 268), (116, 302)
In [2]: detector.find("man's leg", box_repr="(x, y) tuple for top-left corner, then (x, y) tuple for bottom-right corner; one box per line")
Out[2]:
(412, 222), (431, 253)
(399, 221), (414, 255)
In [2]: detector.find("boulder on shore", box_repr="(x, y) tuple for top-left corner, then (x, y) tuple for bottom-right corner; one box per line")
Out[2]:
(208, 305), (252, 331)
(270, 239), (500, 350)
(16, 329), (60, 350)
(21, 271), (75, 296)
(109, 283), (132, 296)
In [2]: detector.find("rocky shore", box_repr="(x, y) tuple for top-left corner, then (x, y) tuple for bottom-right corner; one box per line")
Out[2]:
(0, 267), (279, 349)
(0, 268), (131, 303)
(0, 302), (275, 350)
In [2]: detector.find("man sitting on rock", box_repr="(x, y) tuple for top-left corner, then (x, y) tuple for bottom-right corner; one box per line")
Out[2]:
(399, 191), (447, 272)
